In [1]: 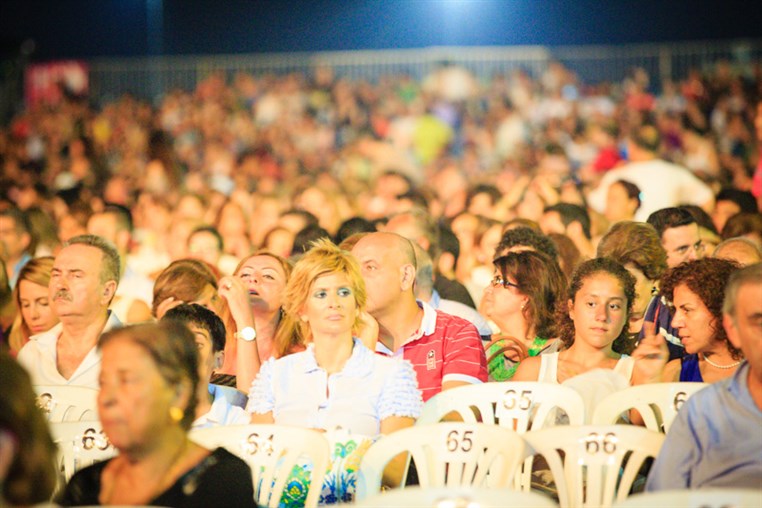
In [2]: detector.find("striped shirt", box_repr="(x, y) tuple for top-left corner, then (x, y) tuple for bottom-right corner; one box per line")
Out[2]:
(376, 301), (487, 402)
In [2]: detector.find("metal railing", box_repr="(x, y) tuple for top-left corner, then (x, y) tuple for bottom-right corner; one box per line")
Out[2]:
(87, 39), (761, 105)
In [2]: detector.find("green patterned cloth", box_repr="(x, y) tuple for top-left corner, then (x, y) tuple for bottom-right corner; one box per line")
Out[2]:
(275, 434), (376, 507)
(487, 336), (550, 381)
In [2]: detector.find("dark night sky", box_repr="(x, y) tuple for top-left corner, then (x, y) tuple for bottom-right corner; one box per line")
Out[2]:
(1, 0), (761, 61)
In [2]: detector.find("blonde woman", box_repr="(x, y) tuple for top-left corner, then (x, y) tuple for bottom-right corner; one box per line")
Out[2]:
(8, 257), (58, 355)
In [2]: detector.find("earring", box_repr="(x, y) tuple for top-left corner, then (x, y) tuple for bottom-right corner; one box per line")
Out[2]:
(651, 286), (659, 296)
(169, 406), (184, 423)
(521, 301), (527, 311)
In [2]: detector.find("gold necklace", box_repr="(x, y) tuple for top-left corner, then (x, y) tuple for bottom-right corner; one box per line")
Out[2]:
(702, 353), (741, 370)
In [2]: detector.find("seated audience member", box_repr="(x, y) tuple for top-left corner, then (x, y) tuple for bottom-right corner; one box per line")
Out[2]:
(385, 207), (476, 309)
(17, 235), (122, 389)
(59, 322), (255, 506)
(713, 237), (762, 266)
(680, 204), (722, 255)
(643, 207), (706, 359)
(187, 225), (239, 276)
(351, 232), (487, 402)
(597, 221), (668, 354)
(482, 250), (566, 380)
(492, 226), (559, 260)
(7, 256), (57, 355)
(222, 250), (304, 392)
(0, 353), (58, 507)
(513, 258), (667, 414)
(247, 240), (421, 502)
(540, 202), (594, 259)
(247, 239), (421, 434)
(0, 208), (34, 289)
(163, 304), (250, 428)
(291, 224), (331, 258)
(87, 205), (153, 323)
(547, 232), (583, 279)
(711, 188), (758, 235)
(646, 263), (762, 491)
(604, 180), (641, 225)
(411, 243), (492, 339)
(660, 258), (742, 383)
(334, 217), (376, 245)
(152, 258), (239, 383)
(721, 212), (762, 247)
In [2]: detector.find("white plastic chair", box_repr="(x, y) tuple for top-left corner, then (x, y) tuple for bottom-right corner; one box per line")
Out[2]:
(355, 422), (528, 501)
(34, 385), (99, 422)
(189, 424), (331, 508)
(418, 381), (585, 491)
(524, 424), (665, 508)
(355, 486), (558, 508)
(613, 488), (762, 508)
(418, 381), (586, 431)
(50, 420), (117, 481)
(591, 382), (708, 433)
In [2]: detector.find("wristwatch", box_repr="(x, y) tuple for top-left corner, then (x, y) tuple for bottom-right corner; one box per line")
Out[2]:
(235, 326), (257, 342)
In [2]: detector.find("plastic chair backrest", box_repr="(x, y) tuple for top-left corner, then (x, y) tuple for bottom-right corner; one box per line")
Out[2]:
(524, 424), (665, 508)
(417, 381), (586, 491)
(417, 381), (585, 431)
(591, 382), (709, 433)
(189, 424), (331, 508)
(355, 486), (557, 508)
(50, 420), (117, 481)
(35, 385), (99, 422)
(613, 488), (762, 508)
(356, 422), (528, 501)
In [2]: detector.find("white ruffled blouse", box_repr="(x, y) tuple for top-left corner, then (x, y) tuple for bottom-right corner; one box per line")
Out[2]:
(247, 338), (423, 436)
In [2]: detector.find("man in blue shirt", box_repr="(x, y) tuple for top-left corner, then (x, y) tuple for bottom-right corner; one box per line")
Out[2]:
(646, 263), (762, 490)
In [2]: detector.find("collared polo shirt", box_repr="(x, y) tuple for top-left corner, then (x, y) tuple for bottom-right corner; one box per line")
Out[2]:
(376, 301), (487, 402)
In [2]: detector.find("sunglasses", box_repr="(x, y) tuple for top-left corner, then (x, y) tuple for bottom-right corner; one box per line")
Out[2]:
(490, 275), (519, 290)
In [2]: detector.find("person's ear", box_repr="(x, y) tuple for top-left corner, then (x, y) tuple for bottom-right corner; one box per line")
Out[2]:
(400, 264), (416, 291)
(723, 313), (741, 350)
(101, 280), (117, 303)
(172, 379), (193, 415)
(567, 298), (575, 320)
(214, 351), (225, 371)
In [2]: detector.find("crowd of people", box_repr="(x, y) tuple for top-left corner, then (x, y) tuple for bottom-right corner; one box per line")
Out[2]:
(0, 58), (761, 506)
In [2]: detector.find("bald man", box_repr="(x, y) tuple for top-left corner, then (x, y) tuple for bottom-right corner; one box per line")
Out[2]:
(352, 232), (487, 402)
(714, 237), (762, 267)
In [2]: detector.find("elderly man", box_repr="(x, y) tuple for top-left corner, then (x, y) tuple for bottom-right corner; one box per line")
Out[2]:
(17, 235), (122, 388)
(646, 263), (762, 490)
(351, 232), (487, 402)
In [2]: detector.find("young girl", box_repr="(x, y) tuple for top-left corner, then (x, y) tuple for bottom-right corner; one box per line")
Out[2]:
(513, 257), (637, 384)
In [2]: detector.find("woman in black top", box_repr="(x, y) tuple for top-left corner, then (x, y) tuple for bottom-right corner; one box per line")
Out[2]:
(59, 321), (256, 507)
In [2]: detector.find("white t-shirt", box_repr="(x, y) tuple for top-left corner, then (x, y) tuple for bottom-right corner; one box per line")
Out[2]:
(587, 158), (714, 221)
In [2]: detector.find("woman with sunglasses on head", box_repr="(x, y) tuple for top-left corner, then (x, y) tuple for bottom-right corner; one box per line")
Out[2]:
(481, 250), (567, 380)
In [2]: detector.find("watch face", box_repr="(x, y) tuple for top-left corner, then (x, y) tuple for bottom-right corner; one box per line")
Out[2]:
(240, 327), (256, 341)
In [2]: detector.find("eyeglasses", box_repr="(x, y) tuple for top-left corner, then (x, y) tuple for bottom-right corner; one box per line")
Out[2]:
(490, 275), (519, 290)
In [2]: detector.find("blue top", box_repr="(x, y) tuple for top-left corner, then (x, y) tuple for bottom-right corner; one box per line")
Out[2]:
(640, 295), (685, 362)
(646, 362), (762, 490)
(679, 354), (703, 382)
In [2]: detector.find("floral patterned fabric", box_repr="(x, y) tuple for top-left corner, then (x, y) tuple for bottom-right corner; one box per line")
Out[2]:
(276, 432), (377, 507)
